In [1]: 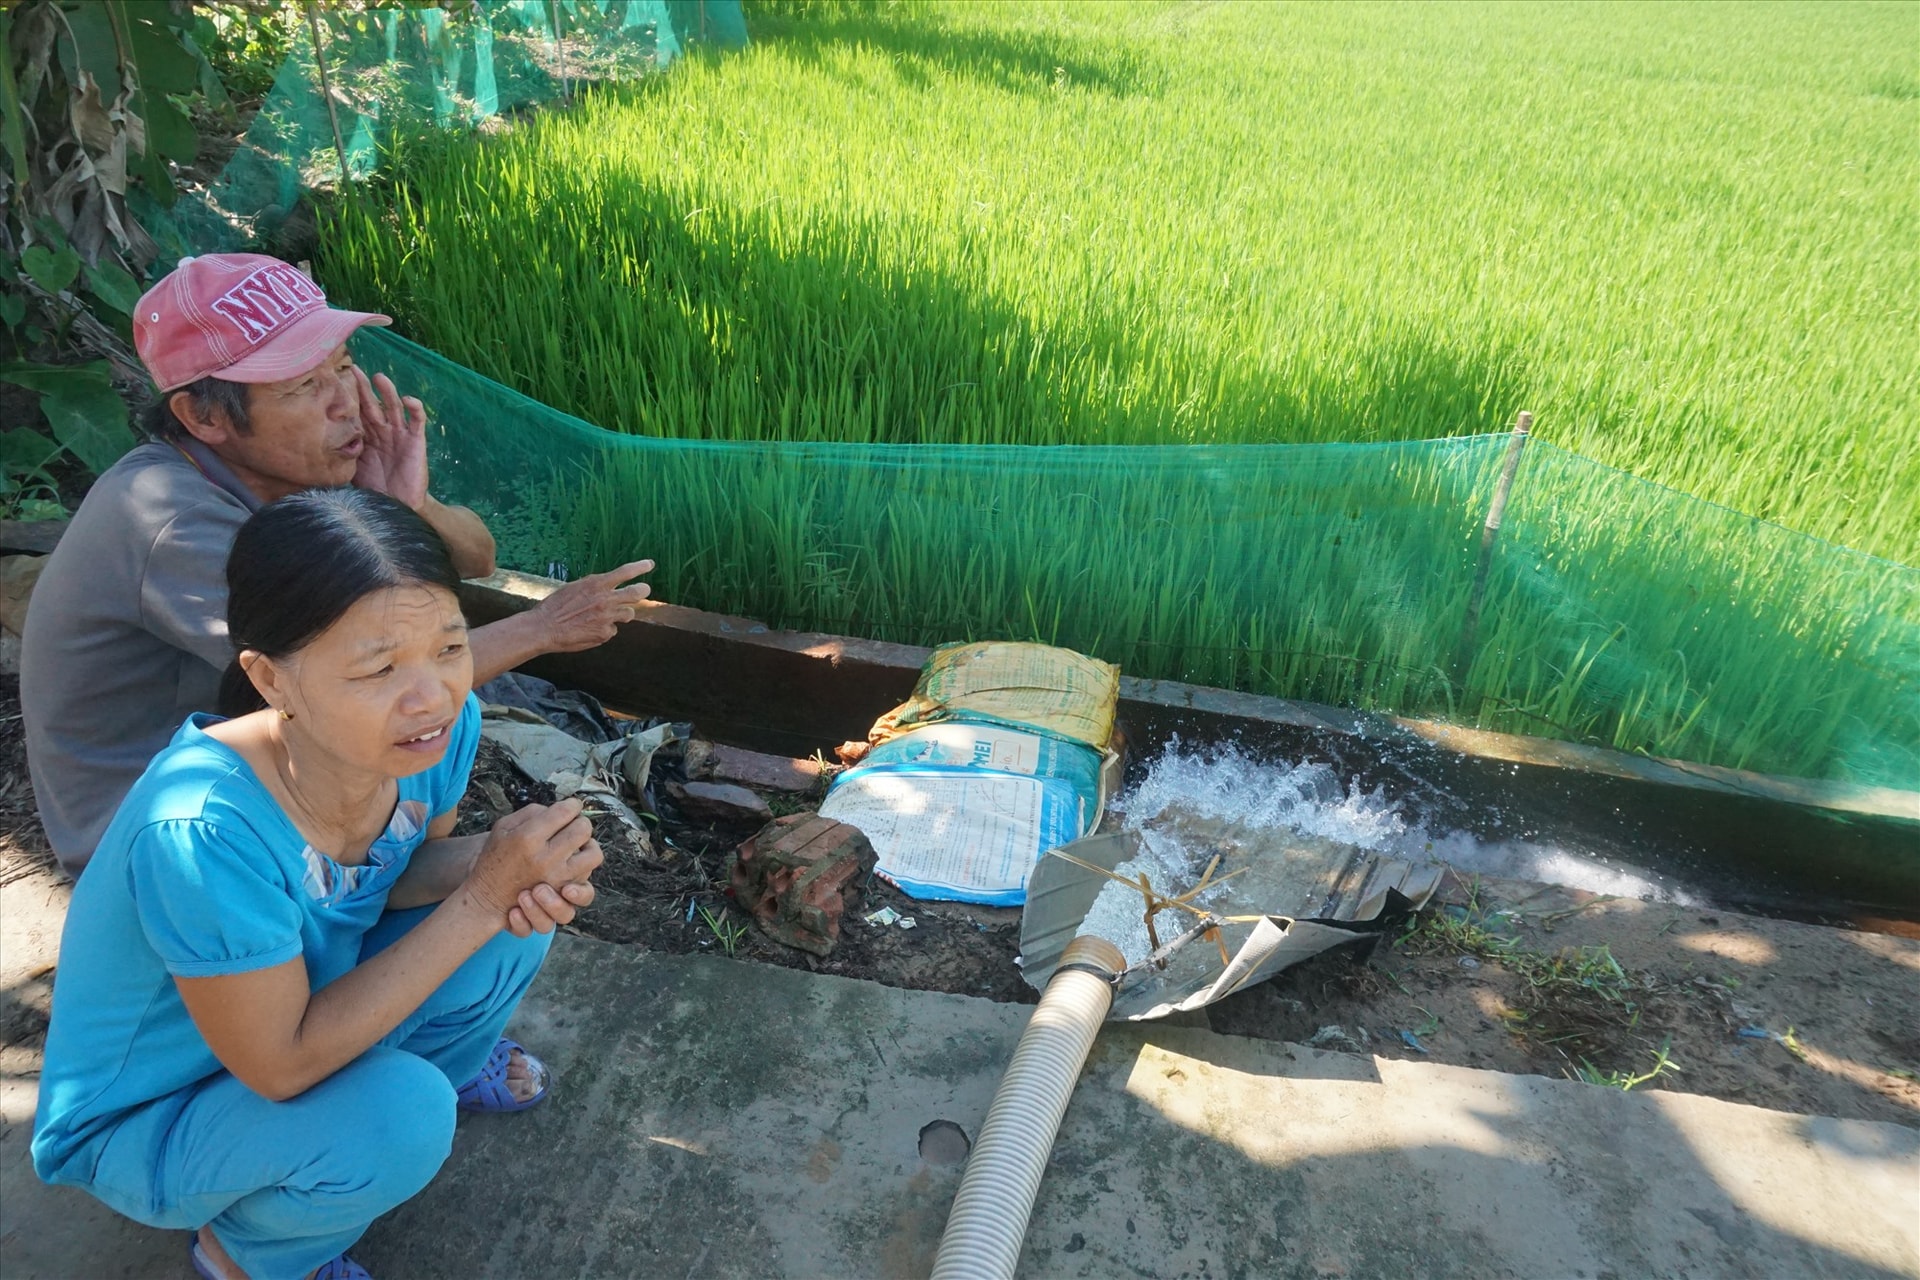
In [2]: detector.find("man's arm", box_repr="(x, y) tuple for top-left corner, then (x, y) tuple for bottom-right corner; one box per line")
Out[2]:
(141, 504), (248, 671)
(416, 493), (496, 580)
(467, 559), (655, 685)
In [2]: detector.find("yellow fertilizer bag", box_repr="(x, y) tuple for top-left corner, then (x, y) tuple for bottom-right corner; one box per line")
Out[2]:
(869, 641), (1119, 752)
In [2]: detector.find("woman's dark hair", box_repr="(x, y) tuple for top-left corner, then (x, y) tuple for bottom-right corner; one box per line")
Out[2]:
(143, 375), (253, 443)
(218, 488), (462, 716)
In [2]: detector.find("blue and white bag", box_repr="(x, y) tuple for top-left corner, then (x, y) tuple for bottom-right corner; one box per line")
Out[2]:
(821, 723), (1109, 905)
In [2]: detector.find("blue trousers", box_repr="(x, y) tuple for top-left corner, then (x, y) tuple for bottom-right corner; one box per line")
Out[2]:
(84, 910), (551, 1280)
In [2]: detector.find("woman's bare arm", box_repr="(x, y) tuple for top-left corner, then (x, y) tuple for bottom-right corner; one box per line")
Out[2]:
(385, 835), (484, 910)
(176, 890), (500, 1100)
(386, 810), (481, 911)
(175, 801), (598, 1101)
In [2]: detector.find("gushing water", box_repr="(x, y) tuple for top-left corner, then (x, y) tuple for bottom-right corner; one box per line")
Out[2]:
(1110, 739), (1702, 907)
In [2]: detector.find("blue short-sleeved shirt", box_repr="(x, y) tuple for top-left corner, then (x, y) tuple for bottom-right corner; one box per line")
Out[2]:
(31, 694), (482, 1185)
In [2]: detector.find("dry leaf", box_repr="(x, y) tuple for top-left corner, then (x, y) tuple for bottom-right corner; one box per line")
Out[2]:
(94, 131), (127, 196)
(69, 71), (114, 154)
(13, 3), (59, 107)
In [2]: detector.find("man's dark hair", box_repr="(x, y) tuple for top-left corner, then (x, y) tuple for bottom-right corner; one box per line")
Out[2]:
(142, 376), (252, 443)
(218, 488), (462, 716)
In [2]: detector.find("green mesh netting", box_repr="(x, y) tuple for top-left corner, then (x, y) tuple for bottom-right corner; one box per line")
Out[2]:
(352, 326), (1919, 793)
(151, 0), (747, 257)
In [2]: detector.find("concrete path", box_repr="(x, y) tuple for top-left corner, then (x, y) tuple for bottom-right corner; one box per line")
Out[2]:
(5, 928), (1917, 1279)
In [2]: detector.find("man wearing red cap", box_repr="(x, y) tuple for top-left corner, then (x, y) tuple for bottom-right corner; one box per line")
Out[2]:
(22, 254), (652, 874)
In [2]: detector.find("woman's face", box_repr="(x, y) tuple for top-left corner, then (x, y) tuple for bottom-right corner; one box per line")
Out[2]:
(266, 583), (472, 777)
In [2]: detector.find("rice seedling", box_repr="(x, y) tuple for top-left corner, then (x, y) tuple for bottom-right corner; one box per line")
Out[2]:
(698, 904), (750, 956)
(1570, 1038), (1683, 1092)
(314, 0), (1919, 786)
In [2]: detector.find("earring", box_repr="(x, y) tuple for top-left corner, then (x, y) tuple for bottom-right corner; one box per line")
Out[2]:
(278, 708), (294, 721)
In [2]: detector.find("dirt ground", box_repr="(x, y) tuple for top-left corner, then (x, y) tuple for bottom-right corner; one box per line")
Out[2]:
(0, 677), (59, 1066)
(1204, 885), (1920, 1128)
(450, 737), (1034, 1005)
(3, 673), (1915, 1133)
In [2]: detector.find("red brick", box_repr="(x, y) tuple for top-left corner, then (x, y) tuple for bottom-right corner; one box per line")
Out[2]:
(728, 814), (876, 956)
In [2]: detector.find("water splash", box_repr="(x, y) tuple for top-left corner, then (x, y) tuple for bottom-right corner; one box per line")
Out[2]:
(1111, 739), (1701, 906)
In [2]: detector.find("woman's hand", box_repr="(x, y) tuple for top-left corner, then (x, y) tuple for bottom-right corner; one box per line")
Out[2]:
(505, 865), (600, 938)
(463, 799), (602, 924)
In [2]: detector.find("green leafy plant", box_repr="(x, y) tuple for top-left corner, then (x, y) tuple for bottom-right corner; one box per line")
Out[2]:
(191, 2), (292, 106)
(0, 0), (226, 493)
(0, 418), (66, 519)
(0, 357), (130, 475)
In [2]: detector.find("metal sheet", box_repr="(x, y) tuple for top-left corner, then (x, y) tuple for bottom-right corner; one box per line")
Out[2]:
(1020, 815), (1444, 1021)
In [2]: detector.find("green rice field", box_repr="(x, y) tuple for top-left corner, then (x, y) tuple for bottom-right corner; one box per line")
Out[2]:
(320, 0), (1920, 786)
(326, 0), (1918, 560)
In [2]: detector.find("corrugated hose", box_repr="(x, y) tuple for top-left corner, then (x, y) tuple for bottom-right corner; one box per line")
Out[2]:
(929, 935), (1126, 1280)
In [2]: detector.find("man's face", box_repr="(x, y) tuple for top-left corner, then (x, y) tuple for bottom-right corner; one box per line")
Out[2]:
(202, 345), (366, 503)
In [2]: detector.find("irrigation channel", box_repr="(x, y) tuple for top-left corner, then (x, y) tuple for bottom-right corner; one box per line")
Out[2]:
(460, 573), (1920, 933)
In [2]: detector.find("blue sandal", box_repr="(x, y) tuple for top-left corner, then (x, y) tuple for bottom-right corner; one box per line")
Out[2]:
(191, 1237), (371, 1279)
(455, 1037), (551, 1113)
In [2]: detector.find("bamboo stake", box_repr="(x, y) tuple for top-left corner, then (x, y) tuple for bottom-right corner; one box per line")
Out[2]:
(1047, 849), (1248, 921)
(1452, 410), (1533, 684)
(304, 2), (350, 186)
(1139, 872), (1161, 951)
(548, 0), (571, 99)
(1171, 854), (1227, 906)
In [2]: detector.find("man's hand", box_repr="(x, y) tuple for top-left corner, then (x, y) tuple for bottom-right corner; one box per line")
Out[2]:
(352, 366), (429, 511)
(350, 364), (495, 578)
(467, 559), (657, 683)
(529, 560), (655, 653)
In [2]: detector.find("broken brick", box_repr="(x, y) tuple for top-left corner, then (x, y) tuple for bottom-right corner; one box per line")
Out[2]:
(728, 814), (876, 957)
(667, 780), (773, 827)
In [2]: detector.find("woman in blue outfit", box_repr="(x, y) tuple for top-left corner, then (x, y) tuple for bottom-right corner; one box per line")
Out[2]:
(32, 488), (605, 1280)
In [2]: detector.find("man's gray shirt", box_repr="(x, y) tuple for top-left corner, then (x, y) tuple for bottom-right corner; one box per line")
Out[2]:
(22, 439), (260, 872)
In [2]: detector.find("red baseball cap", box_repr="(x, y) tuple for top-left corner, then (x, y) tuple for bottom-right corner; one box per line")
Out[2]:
(134, 253), (391, 392)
